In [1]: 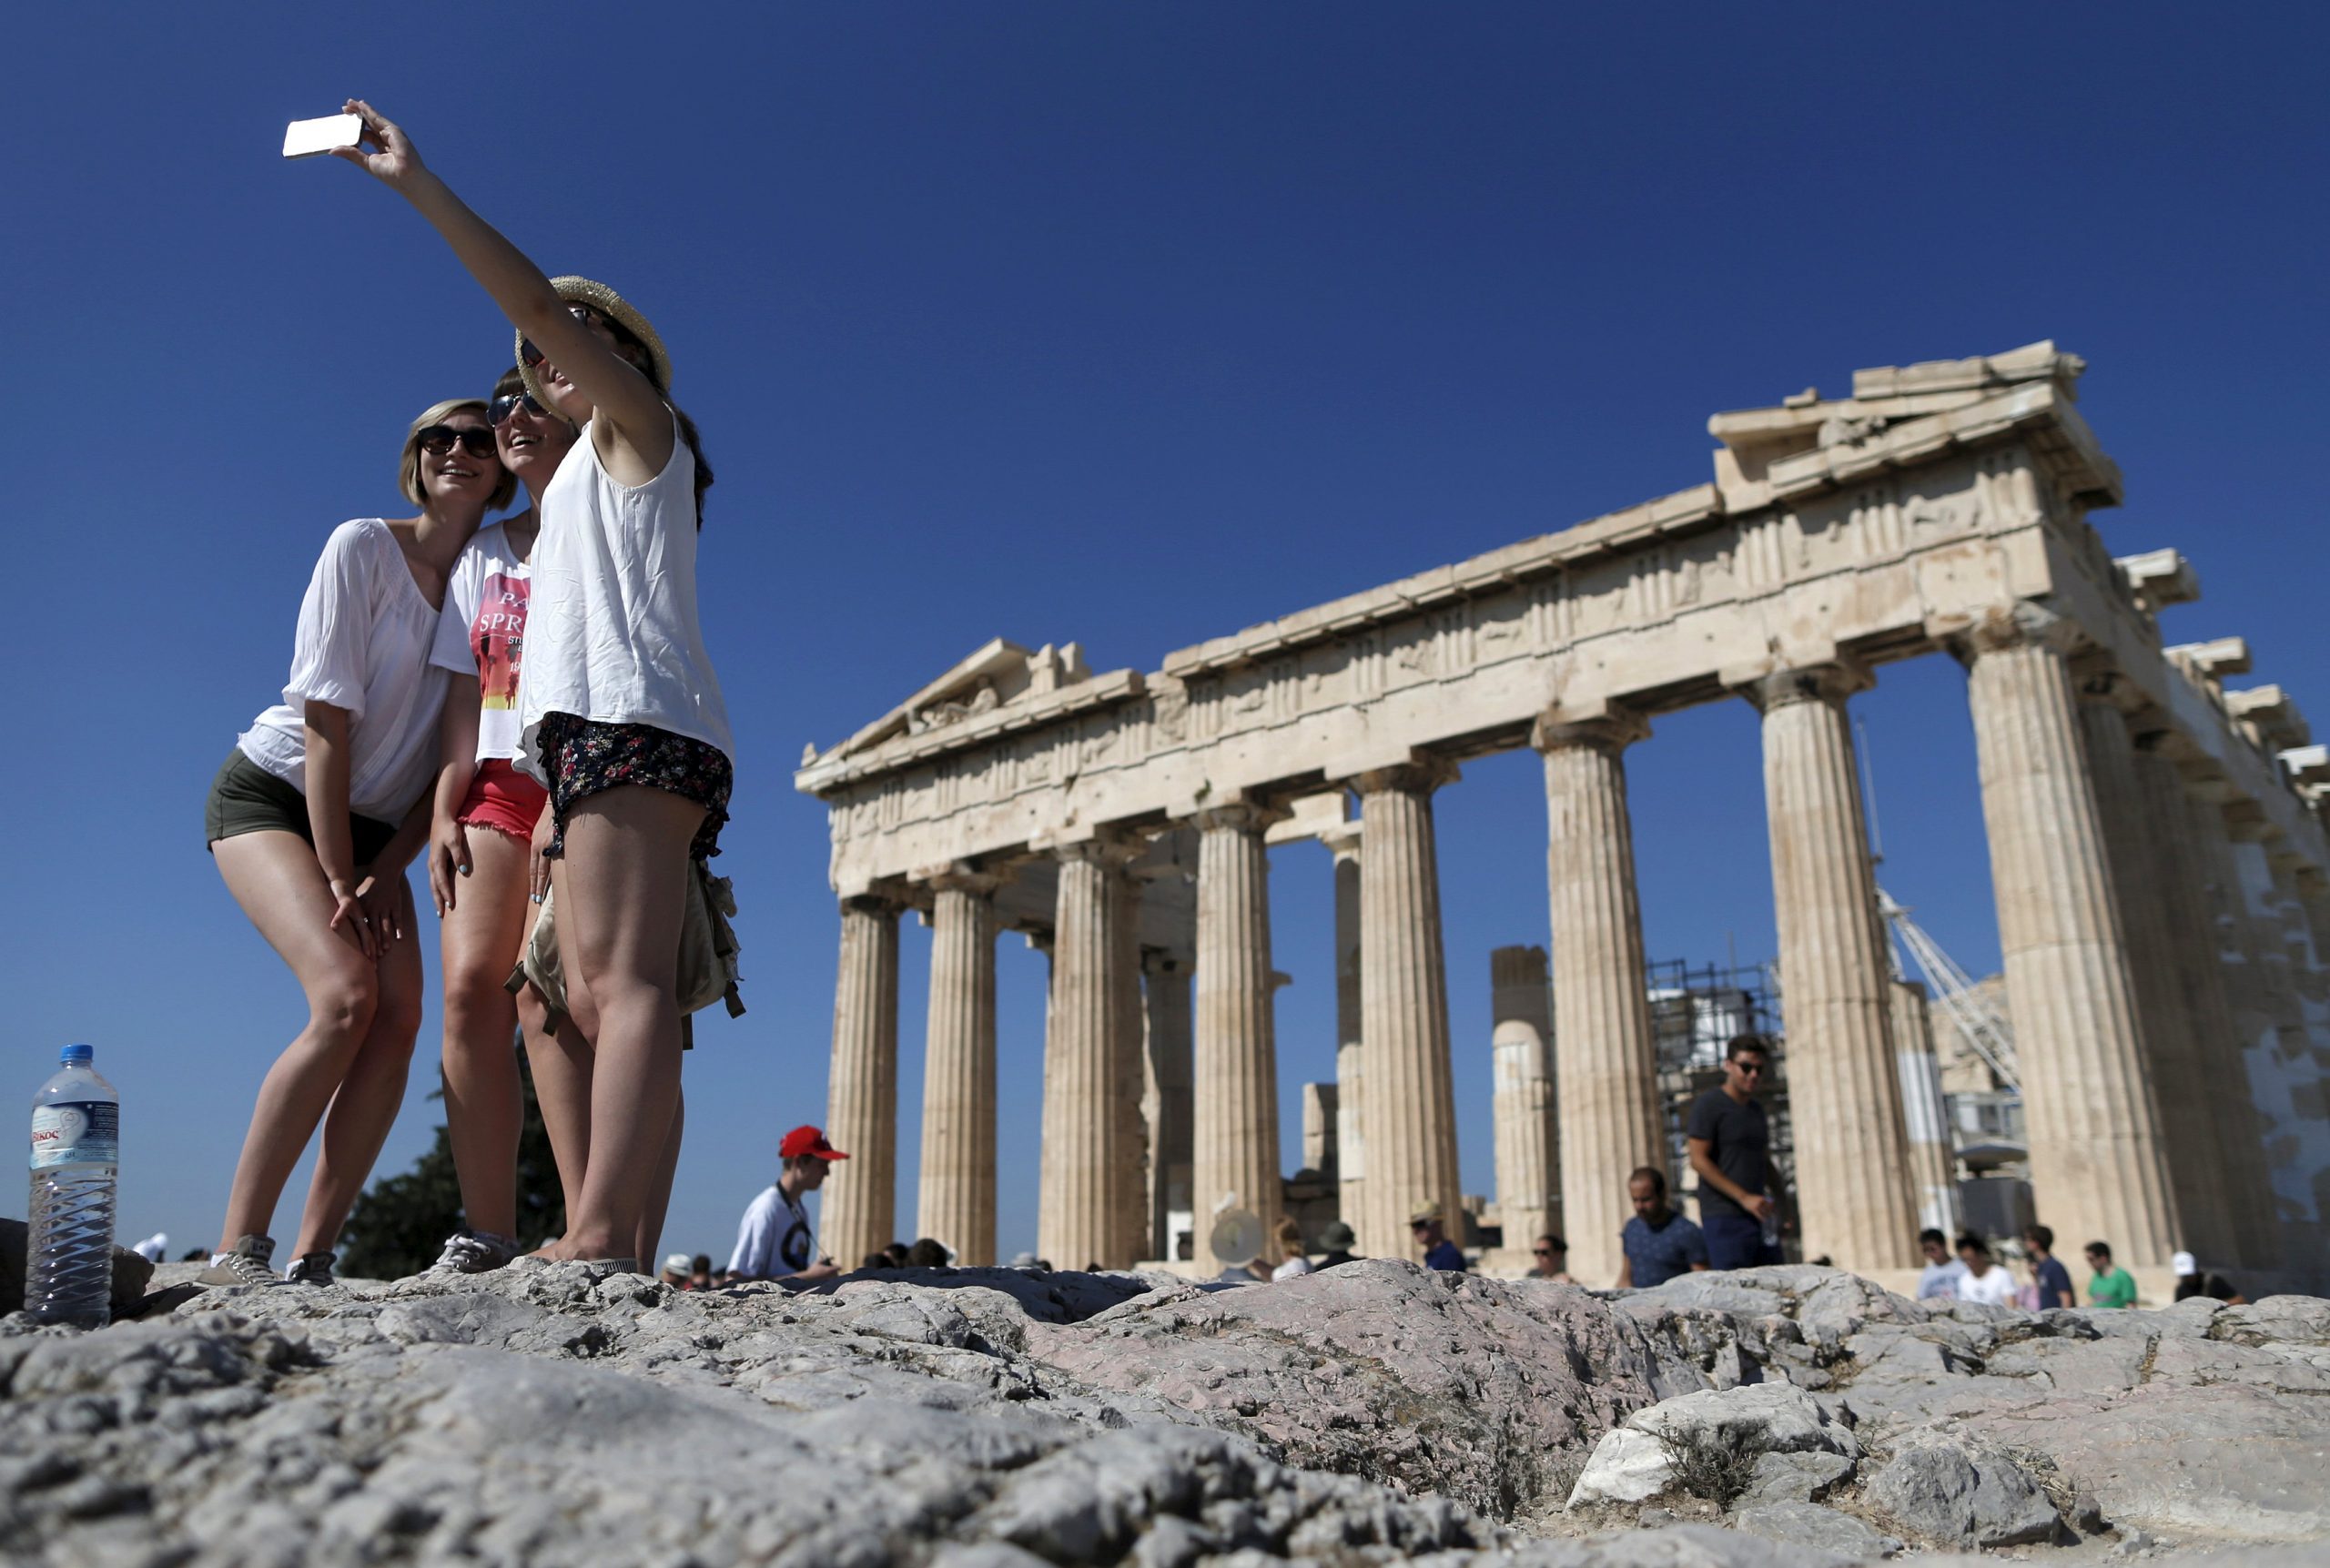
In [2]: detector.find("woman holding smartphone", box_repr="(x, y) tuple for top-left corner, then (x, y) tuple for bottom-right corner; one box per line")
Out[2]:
(422, 369), (584, 1273)
(200, 402), (509, 1288)
(336, 101), (732, 1272)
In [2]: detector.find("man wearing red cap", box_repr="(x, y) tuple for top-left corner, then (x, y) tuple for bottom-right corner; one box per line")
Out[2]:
(727, 1126), (849, 1282)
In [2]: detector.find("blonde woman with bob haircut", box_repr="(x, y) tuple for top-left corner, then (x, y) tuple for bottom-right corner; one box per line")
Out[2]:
(198, 400), (508, 1289)
(335, 102), (733, 1273)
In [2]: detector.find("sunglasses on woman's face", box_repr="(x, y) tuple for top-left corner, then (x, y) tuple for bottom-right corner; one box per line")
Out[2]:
(416, 425), (498, 460)
(489, 391), (550, 426)
(519, 304), (609, 368)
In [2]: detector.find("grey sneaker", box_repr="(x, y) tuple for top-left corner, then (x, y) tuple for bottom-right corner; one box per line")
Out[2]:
(429, 1230), (521, 1275)
(198, 1235), (284, 1289)
(284, 1251), (337, 1286)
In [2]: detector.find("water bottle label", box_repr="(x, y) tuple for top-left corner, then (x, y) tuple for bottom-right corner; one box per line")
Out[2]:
(31, 1101), (117, 1169)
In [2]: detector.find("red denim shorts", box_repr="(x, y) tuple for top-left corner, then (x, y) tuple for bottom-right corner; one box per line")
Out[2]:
(455, 759), (550, 842)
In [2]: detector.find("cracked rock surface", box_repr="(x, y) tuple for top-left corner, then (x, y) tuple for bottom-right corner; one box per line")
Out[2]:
(1, 1259), (2324, 1566)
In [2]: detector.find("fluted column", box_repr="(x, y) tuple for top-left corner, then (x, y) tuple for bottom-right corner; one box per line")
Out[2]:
(2077, 690), (2215, 1256)
(1192, 805), (1284, 1249)
(1354, 761), (1463, 1259)
(823, 894), (902, 1268)
(917, 872), (999, 1263)
(1040, 840), (1138, 1270)
(1748, 663), (1919, 1270)
(1142, 954), (1193, 1262)
(1323, 823), (1366, 1234)
(1960, 605), (2177, 1267)
(1535, 709), (1664, 1287)
(1889, 979), (1960, 1233)
(1110, 869), (1149, 1263)
(1491, 945), (1559, 1255)
(2180, 792), (2284, 1270)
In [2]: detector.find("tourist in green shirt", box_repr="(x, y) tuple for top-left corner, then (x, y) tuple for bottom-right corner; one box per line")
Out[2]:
(2084, 1240), (2138, 1308)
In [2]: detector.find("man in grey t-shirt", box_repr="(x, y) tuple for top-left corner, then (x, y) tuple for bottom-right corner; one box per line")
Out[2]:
(1687, 1034), (1784, 1270)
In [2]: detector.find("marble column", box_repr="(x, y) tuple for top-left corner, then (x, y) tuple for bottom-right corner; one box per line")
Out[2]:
(823, 894), (901, 1270)
(1491, 945), (1560, 1253)
(1111, 869), (1150, 1263)
(1040, 841), (1137, 1270)
(917, 872), (999, 1263)
(1142, 953), (1193, 1262)
(2179, 792), (2284, 1270)
(1960, 606), (2177, 1267)
(1323, 823), (1365, 1234)
(1354, 762), (1464, 1260)
(1889, 979), (1959, 1234)
(1534, 709), (1665, 1288)
(2076, 690), (2215, 1257)
(1749, 663), (1919, 1270)
(1192, 804), (1286, 1250)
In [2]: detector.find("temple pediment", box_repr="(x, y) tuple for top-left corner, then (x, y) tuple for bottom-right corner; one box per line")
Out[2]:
(806, 637), (1095, 764)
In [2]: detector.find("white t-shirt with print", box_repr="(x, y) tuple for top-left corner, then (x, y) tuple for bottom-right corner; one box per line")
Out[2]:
(727, 1184), (816, 1280)
(238, 519), (450, 824)
(429, 521), (533, 764)
(1957, 1263), (2018, 1307)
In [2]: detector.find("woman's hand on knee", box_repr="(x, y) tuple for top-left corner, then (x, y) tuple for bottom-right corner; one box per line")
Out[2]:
(528, 807), (555, 905)
(356, 869), (406, 950)
(327, 877), (378, 962)
(428, 816), (472, 917)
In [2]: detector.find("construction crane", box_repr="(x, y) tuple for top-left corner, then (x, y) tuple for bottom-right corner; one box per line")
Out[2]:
(1879, 886), (2021, 1092)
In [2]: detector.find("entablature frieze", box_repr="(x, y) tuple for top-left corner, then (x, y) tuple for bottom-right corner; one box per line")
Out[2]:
(804, 354), (2326, 895)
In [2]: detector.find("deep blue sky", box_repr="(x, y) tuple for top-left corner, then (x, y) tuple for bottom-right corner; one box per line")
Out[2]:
(6, 7), (2324, 1268)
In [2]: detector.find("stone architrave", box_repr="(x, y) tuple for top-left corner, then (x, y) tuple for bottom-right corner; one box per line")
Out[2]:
(1193, 804), (1286, 1248)
(1142, 953), (1194, 1262)
(1533, 708), (1664, 1288)
(2179, 791), (2285, 1271)
(1490, 945), (1559, 1255)
(1040, 840), (1139, 1270)
(1960, 605), (2177, 1268)
(1323, 823), (1365, 1233)
(2080, 691), (2227, 1258)
(822, 894), (902, 1270)
(1747, 662), (1919, 1271)
(1353, 762), (1464, 1260)
(1889, 979), (1959, 1235)
(917, 871), (1000, 1264)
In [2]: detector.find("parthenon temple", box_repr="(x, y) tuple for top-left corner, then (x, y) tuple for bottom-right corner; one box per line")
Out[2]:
(797, 344), (2330, 1294)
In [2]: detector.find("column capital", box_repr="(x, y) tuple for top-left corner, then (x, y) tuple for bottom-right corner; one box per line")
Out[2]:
(1734, 659), (1874, 714)
(1350, 754), (1460, 797)
(1048, 831), (1145, 870)
(1950, 600), (2084, 663)
(1191, 801), (1292, 836)
(1319, 820), (1364, 862)
(1530, 703), (1648, 756)
(913, 861), (1003, 896)
(839, 891), (907, 918)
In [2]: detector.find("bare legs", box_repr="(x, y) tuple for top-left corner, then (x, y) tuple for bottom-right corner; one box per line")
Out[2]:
(438, 827), (532, 1239)
(538, 784), (704, 1262)
(214, 831), (427, 1255)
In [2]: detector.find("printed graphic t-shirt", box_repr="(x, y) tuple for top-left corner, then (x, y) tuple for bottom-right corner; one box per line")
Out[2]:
(727, 1184), (815, 1280)
(429, 521), (532, 763)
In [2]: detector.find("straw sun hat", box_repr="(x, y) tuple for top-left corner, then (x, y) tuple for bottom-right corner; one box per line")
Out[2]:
(516, 275), (674, 403)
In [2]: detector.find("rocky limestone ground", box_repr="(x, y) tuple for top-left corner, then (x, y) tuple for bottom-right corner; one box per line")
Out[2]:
(2, 1257), (2326, 1567)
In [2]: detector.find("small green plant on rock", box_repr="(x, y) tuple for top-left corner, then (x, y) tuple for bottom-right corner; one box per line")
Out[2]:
(1653, 1426), (1769, 1508)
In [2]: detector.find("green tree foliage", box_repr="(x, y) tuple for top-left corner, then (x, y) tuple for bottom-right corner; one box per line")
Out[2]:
(338, 1042), (566, 1279)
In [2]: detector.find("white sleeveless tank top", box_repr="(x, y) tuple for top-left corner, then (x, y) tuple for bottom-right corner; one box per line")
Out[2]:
(513, 414), (734, 780)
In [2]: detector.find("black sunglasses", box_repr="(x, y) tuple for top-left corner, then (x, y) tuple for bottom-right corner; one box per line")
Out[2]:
(415, 425), (497, 460)
(489, 391), (550, 426)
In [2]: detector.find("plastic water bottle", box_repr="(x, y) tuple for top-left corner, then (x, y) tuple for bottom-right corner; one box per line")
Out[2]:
(28, 1044), (119, 1329)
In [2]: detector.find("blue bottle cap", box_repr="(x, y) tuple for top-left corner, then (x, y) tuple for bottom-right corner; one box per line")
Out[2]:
(61, 1043), (93, 1066)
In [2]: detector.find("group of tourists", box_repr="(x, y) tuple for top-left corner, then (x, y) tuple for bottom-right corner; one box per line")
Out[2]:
(198, 103), (729, 1289)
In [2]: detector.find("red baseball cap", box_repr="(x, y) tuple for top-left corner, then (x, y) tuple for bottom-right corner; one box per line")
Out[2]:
(780, 1125), (848, 1161)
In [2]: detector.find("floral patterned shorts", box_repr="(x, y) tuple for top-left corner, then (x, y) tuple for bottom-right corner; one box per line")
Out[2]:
(537, 713), (732, 862)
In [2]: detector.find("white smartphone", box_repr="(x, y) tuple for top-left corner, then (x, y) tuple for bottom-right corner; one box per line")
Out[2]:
(282, 113), (363, 160)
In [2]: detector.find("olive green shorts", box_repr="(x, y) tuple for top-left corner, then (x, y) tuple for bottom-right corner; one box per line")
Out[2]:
(204, 751), (399, 866)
